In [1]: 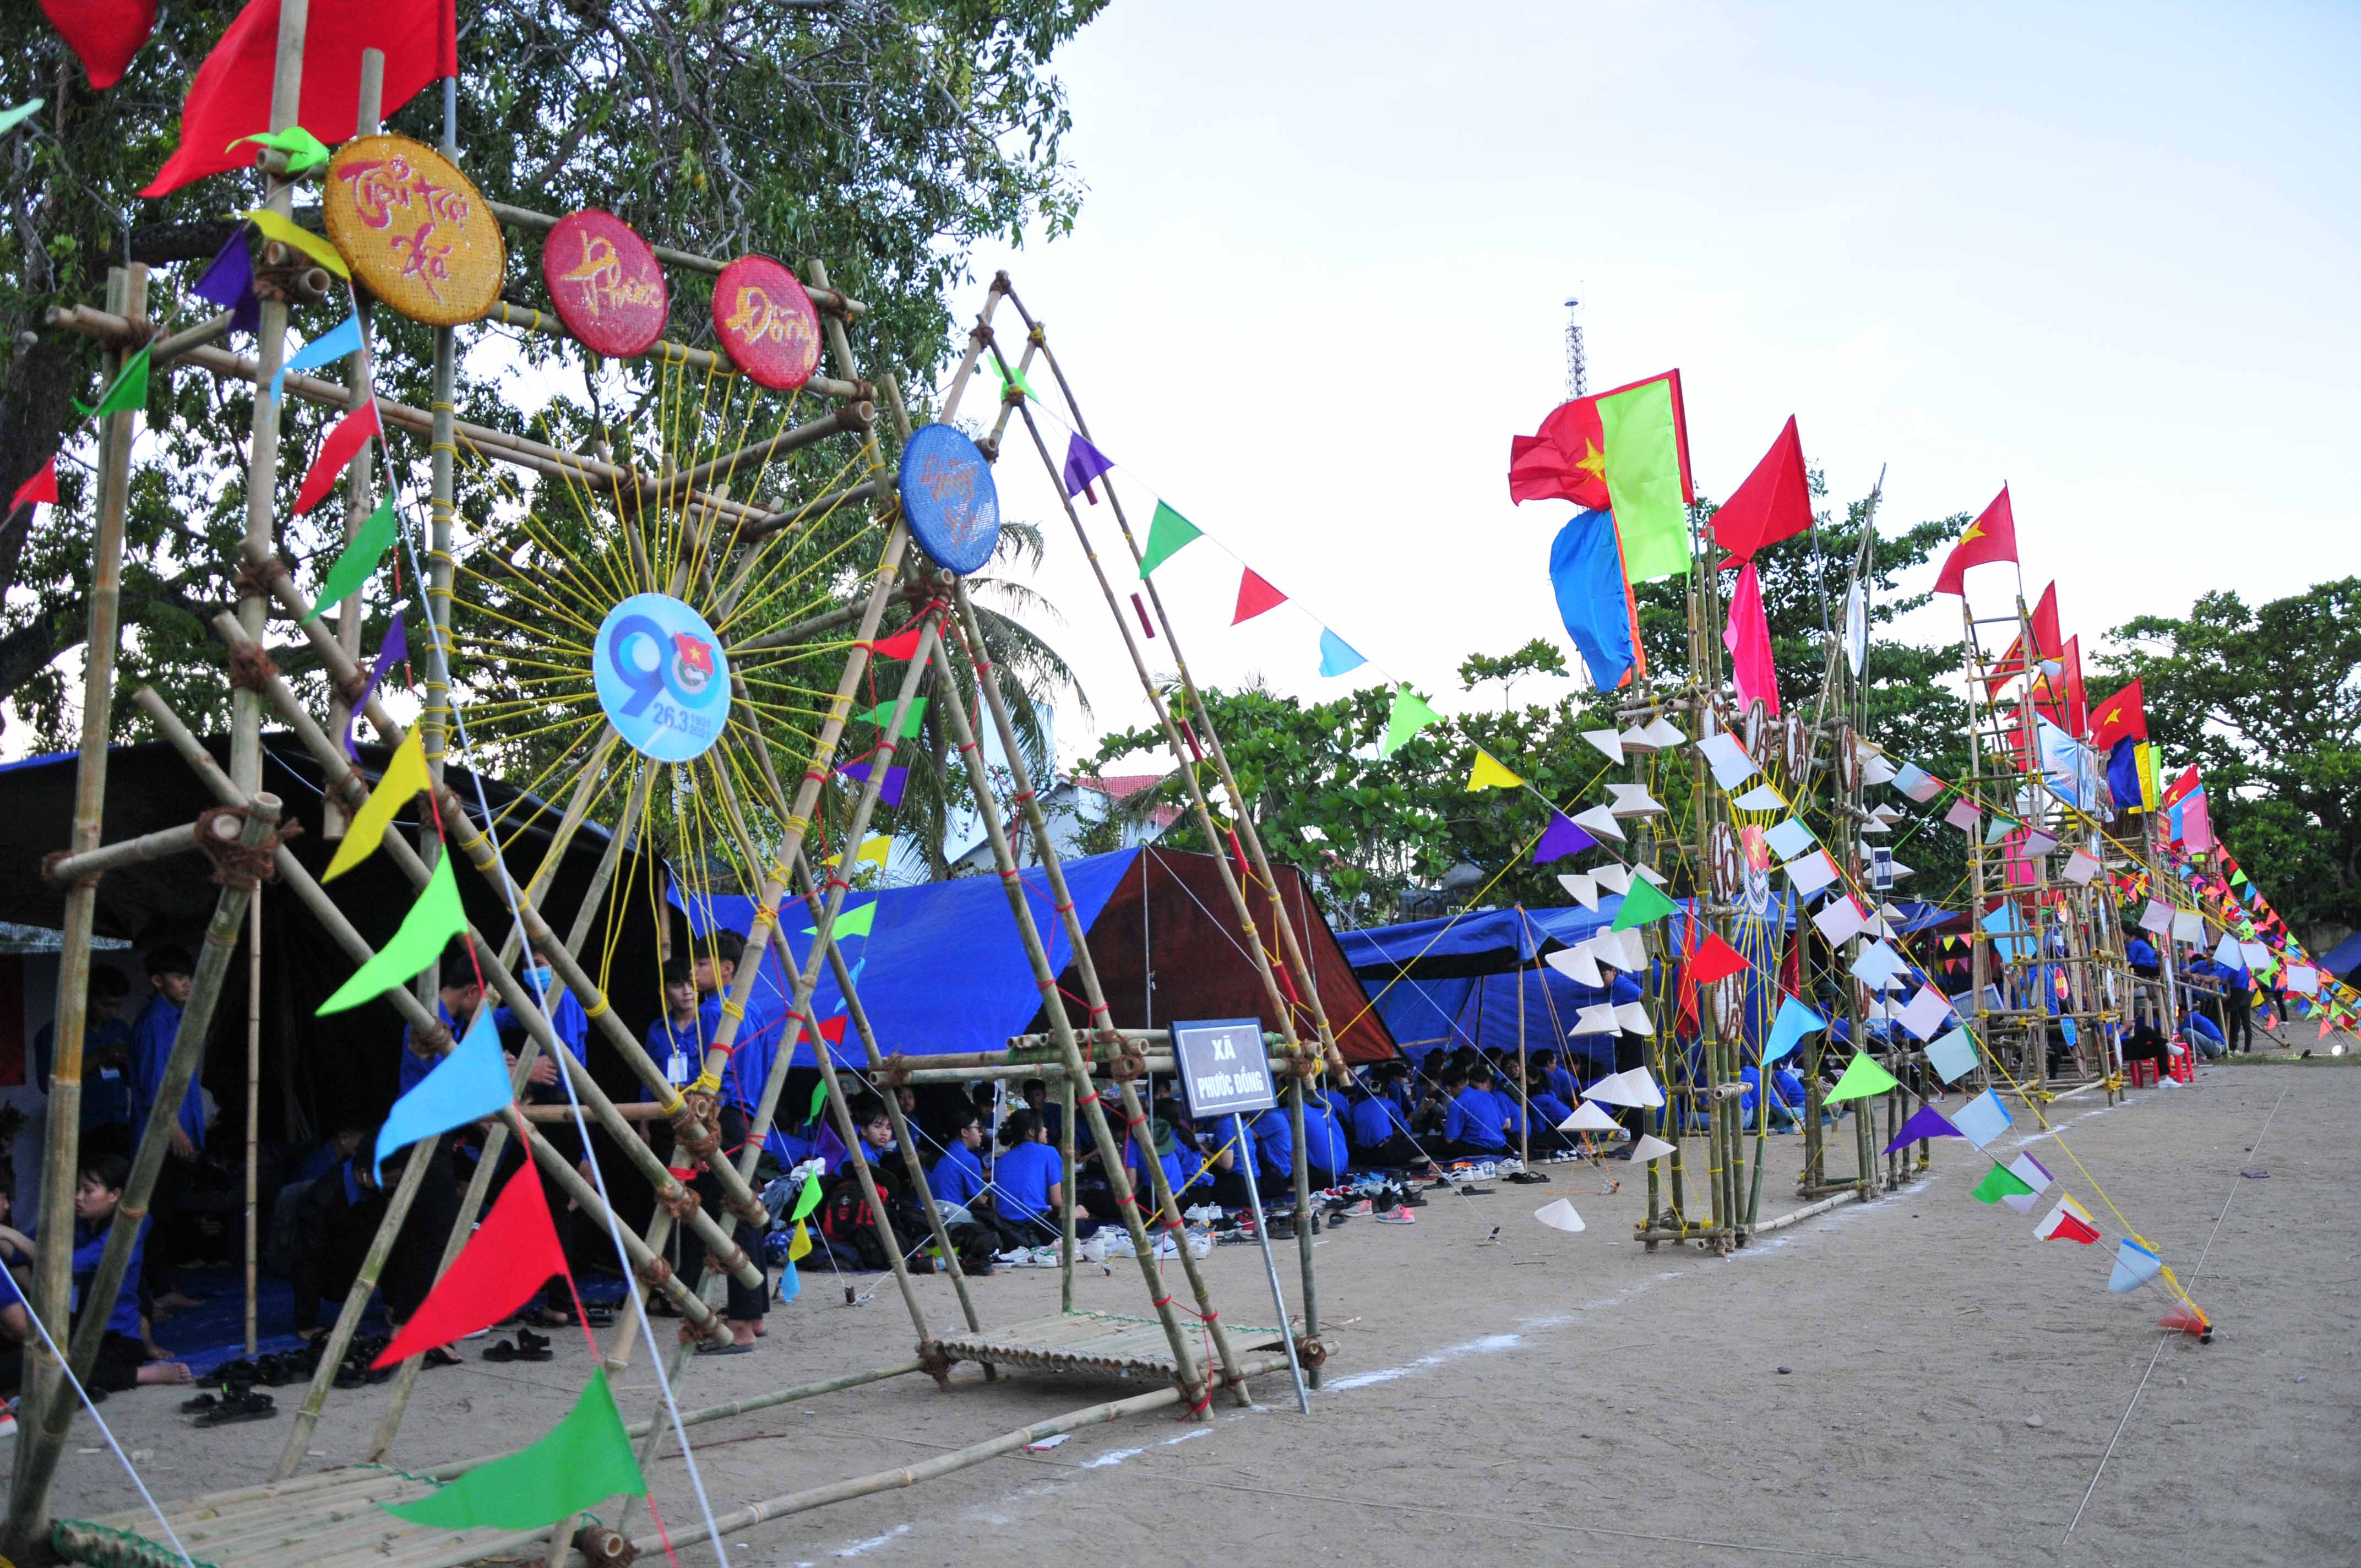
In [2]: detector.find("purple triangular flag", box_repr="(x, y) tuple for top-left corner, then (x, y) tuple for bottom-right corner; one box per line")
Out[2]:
(818, 1117), (851, 1172)
(1881, 1103), (1962, 1155)
(1533, 812), (1598, 865)
(1060, 432), (1116, 502)
(194, 224), (262, 336)
(343, 606), (408, 759)
(838, 761), (909, 808)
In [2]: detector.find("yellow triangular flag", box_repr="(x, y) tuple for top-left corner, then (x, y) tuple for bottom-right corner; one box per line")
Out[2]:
(786, 1218), (813, 1262)
(853, 836), (891, 870)
(238, 208), (351, 280)
(1466, 749), (1523, 791)
(324, 728), (431, 882)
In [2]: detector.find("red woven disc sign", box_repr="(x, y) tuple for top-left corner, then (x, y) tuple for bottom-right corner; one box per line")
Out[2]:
(711, 255), (822, 390)
(542, 210), (668, 358)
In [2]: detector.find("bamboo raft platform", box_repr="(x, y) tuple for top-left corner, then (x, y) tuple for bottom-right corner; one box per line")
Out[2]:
(55, 1466), (527, 1568)
(932, 1309), (1290, 1380)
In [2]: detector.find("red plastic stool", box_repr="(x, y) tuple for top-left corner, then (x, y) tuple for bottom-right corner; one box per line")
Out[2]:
(2128, 1059), (2158, 1087)
(2168, 1055), (2195, 1083)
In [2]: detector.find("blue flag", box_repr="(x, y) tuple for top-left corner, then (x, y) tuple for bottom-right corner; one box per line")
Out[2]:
(375, 1006), (513, 1180)
(1763, 995), (1825, 1065)
(271, 313), (363, 405)
(1548, 510), (1635, 692)
(1318, 629), (1367, 677)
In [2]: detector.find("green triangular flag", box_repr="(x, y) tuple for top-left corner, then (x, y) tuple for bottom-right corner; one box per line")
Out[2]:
(0, 101), (44, 138)
(789, 1170), (824, 1223)
(75, 345), (150, 421)
(317, 856), (469, 1015)
(227, 126), (333, 175)
(807, 1077), (830, 1124)
(992, 357), (1036, 402)
(853, 697), (926, 737)
(1378, 688), (1442, 759)
(302, 497), (401, 622)
(1970, 1162), (2036, 1205)
(1137, 501), (1202, 579)
(1823, 1050), (1900, 1104)
(1610, 876), (1677, 932)
(2230, 870), (2248, 886)
(804, 901), (875, 940)
(380, 1370), (645, 1530)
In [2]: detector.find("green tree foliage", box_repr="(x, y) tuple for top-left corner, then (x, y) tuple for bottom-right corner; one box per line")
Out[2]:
(0, 0), (1105, 747)
(2095, 578), (2361, 937)
(1081, 483), (1978, 924)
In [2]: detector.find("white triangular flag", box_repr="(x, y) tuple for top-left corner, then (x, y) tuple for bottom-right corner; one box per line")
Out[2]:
(1590, 863), (1631, 896)
(1999, 1152), (2052, 1215)
(2169, 910), (2206, 948)
(1641, 717), (1685, 748)
(1615, 1000), (1653, 1035)
(1533, 1197), (1586, 1233)
(1607, 782), (1666, 818)
(1860, 755), (1897, 786)
(1635, 864), (1669, 888)
(1629, 1134), (1675, 1163)
(1573, 805), (1626, 842)
(1784, 849), (1840, 896)
(1896, 984), (1952, 1041)
(1813, 895), (1869, 944)
(1557, 872), (1600, 910)
(1558, 1100), (1619, 1133)
(1582, 728), (1624, 764)
(1698, 731), (1757, 790)
(1547, 945), (1605, 988)
(1731, 783), (1786, 812)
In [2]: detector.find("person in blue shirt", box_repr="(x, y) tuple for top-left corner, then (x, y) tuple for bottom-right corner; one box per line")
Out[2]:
(1440, 1064), (1512, 1160)
(1123, 1118), (1188, 1219)
(929, 1107), (989, 1219)
(1300, 1091), (1349, 1188)
(1248, 1103), (1296, 1192)
(991, 1108), (1064, 1245)
(2181, 1009), (2226, 1061)
(1348, 1085), (1421, 1169)
(2125, 936), (2161, 978)
(2216, 955), (2255, 1053)
(127, 946), (204, 1312)
(642, 956), (712, 1108)
(63, 1155), (189, 1390)
(1533, 1048), (1579, 1114)
(672, 930), (773, 1347)
(33, 965), (135, 1159)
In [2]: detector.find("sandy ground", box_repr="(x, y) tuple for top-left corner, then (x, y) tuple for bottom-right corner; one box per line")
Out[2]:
(21, 1058), (2360, 1568)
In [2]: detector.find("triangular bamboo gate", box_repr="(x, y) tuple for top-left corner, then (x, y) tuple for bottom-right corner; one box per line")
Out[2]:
(9, 130), (1308, 1568)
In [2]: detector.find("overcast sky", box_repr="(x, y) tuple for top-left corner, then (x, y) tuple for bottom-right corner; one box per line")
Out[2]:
(959, 0), (2359, 767)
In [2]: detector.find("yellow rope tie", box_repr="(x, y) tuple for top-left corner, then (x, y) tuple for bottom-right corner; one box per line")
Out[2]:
(784, 815), (810, 837)
(660, 1091), (686, 1116)
(719, 999), (747, 1021)
(749, 905), (779, 930)
(687, 1068), (722, 1096)
(583, 994), (610, 1019)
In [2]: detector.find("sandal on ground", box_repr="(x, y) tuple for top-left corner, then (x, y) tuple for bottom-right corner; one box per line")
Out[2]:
(514, 1327), (553, 1354)
(193, 1391), (275, 1426)
(695, 1340), (752, 1356)
(483, 1336), (552, 1364)
(1504, 1170), (1550, 1184)
(422, 1346), (463, 1369)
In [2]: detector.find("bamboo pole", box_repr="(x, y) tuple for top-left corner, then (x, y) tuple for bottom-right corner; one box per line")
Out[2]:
(1059, 1073), (1076, 1313)
(4, 261), (145, 1555)
(324, 50), (386, 841)
(246, 889), (262, 1354)
(39, 815), (217, 883)
(8, 794), (280, 1542)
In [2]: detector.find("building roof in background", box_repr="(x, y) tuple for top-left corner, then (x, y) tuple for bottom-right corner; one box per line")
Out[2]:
(1074, 773), (1179, 831)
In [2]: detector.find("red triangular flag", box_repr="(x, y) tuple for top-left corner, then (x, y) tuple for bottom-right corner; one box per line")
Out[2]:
(1688, 931), (1749, 986)
(373, 1163), (567, 1367)
(9, 456), (59, 515)
(292, 401), (381, 516)
(1983, 581), (2057, 687)
(2047, 1210), (2102, 1245)
(864, 623), (924, 661)
(142, 0), (459, 197)
(1933, 485), (2018, 596)
(1232, 568), (1286, 624)
(1710, 416), (1811, 565)
(39, 0), (155, 90)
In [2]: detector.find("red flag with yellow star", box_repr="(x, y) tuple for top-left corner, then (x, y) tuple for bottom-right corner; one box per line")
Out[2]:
(1507, 371), (1694, 582)
(1933, 485), (2017, 597)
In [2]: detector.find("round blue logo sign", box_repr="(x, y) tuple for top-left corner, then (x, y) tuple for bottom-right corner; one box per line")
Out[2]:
(593, 594), (731, 763)
(897, 423), (1001, 575)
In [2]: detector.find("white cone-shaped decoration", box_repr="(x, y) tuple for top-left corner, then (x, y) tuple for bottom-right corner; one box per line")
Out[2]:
(1582, 728), (1624, 764)
(1612, 929), (1649, 970)
(1860, 815), (1889, 836)
(1607, 782), (1667, 818)
(1619, 1066), (1666, 1108)
(1557, 872), (1599, 910)
(1641, 716), (1687, 748)
(1615, 1000), (1653, 1035)
(1629, 1134), (1676, 1163)
(1618, 724), (1660, 754)
(1581, 1070), (1641, 1107)
(1635, 864), (1669, 888)
(1591, 863), (1631, 895)
(1573, 805), (1626, 841)
(1860, 755), (1897, 786)
(1546, 945), (1605, 988)
(1558, 1100), (1620, 1132)
(1571, 1003), (1620, 1036)
(1533, 1197), (1586, 1233)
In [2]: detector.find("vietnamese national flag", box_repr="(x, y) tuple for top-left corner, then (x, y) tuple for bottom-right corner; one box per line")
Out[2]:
(142, 0), (458, 198)
(1985, 580), (2058, 688)
(2087, 679), (2146, 751)
(40, 1), (155, 90)
(1932, 485), (2017, 597)
(372, 1162), (565, 1366)
(1508, 370), (1695, 583)
(1709, 416), (1811, 566)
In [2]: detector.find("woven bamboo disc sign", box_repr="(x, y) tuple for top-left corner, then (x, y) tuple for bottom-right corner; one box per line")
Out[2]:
(543, 209), (668, 357)
(324, 133), (506, 326)
(712, 254), (822, 390)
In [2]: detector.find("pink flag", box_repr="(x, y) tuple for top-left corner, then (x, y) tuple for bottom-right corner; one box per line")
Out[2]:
(1723, 560), (1780, 716)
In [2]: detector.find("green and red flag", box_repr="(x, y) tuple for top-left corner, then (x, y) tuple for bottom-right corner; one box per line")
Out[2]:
(1508, 369), (1694, 583)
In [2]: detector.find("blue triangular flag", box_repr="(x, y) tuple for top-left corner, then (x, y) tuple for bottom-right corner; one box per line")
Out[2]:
(1317, 628), (1367, 677)
(193, 226), (262, 336)
(271, 313), (363, 405)
(374, 1006), (513, 1180)
(776, 1259), (800, 1304)
(1881, 1104), (1961, 1154)
(1763, 995), (1825, 1065)
(1532, 812), (1597, 865)
(2107, 1238), (2163, 1294)
(1060, 433), (1116, 499)
(1548, 509), (1635, 692)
